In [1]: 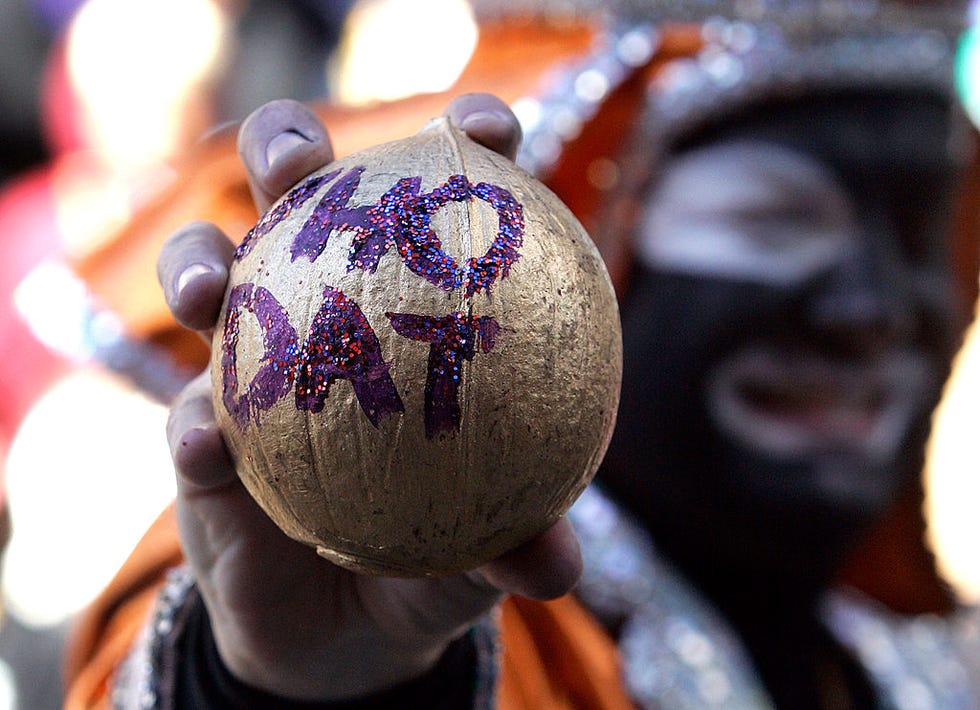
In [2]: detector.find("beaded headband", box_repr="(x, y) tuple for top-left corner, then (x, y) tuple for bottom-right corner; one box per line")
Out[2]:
(479, 1), (970, 175)
(642, 6), (965, 156)
(473, 0), (967, 33)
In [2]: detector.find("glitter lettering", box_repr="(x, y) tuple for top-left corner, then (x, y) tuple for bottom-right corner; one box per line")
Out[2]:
(388, 312), (500, 438)
(258, 166), (525, 297)
(296, 286), (404, 427)
(220, 283), (300, 428)
(290, 167), (370, 263)
(235, 169), (342, 261)
(350, 173), (525, 297)
(226, 167), (525, 437)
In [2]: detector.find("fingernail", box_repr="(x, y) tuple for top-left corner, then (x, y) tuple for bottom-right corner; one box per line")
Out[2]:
(456, 110), (520, 158)
(265, 130), (312, 170)
(458, 110), (501, 132)
(175, 263), (215, 301)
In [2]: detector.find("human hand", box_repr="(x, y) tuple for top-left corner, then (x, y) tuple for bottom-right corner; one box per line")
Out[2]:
(157, 95), (582, 702)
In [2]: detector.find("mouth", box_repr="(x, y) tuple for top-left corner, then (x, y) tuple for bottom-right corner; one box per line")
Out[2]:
(707, 346), (938, 461)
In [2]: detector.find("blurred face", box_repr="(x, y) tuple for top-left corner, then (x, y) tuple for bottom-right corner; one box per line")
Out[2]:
(599, 93), (967, 578)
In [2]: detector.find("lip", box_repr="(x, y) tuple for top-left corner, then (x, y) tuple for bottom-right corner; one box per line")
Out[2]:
(706, 346), (939, 462)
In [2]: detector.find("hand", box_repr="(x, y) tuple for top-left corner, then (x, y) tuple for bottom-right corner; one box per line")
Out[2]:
(157, 95), (582, 702)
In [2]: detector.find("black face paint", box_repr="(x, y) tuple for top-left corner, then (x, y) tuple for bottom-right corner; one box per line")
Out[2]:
(597, 91), (965, 587)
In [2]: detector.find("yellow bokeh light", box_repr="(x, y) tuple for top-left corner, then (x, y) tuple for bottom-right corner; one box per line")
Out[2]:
(332, 0), (478, 105)
(927, 316), (980, 603)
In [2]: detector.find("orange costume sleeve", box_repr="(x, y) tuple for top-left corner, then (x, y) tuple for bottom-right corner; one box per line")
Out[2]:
(62, 504), (635, 710)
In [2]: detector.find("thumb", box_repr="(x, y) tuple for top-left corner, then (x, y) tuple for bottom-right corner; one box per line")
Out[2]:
(167, 373), (238, 493)
(475, 517), (582, 600)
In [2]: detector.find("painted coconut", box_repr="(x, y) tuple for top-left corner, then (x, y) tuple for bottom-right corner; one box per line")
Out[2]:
(211, 117), (622, 576)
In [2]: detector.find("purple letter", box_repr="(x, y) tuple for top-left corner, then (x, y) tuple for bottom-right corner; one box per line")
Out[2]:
(290, 166), (371, 263)
(296, 286), (404, 427)
(235, 169), (342, 261)
(220, 283), (300, 428)
(387, 312), (500, 438)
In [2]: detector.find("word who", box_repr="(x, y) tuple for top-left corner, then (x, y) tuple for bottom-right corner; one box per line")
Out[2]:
(221, 166), (525, 438)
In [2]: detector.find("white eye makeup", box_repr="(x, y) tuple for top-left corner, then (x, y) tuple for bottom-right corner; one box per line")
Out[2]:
(638, 140), (856, 286)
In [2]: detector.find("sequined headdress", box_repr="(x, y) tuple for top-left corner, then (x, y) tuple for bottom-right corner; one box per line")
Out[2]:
(471, 0), (971, 176)
(639, 0), (968, 155)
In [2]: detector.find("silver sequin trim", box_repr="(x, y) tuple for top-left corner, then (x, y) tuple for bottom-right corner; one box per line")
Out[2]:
(514, 23), (660, 178)
(822, 589), (980, 710)
(112, 565), (195, 710)
(642, 14), (959, 158)
(569, 484), (980, 708)
(109, 565), (502, 709)
(569, 485), (774, 708)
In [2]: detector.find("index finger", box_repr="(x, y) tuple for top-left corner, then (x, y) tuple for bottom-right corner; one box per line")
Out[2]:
(157, 221), (235, 338)
(238, 99), (336, 213)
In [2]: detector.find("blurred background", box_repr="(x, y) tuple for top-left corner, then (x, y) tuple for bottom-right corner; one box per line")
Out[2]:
(1, 0), (980, 708)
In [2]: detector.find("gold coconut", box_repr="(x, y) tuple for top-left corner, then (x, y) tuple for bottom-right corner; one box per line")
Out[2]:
(210, 117), (622, 576)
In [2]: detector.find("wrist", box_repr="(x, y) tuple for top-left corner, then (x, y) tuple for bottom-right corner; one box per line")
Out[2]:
(207, 609), (450, 700)
(113, 565), (198, 709)
(199, 613), (491, 709)
(116, 566), (500, 708)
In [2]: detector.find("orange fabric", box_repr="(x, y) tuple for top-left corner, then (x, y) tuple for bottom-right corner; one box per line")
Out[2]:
(62, 504), (634, 709)
(498, 596), (634, 709)
(63, 503), (183, 710)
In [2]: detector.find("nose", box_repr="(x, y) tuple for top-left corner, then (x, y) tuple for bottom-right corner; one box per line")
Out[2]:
(803, 219), (915, 356)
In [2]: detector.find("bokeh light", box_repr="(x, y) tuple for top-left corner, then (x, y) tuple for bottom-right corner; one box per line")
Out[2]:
(331, 0), (477, 105)
(2, 370), (176, 626)
(956, 1), (980, 129)
(65, 0), (228, 169)
(927, 317), (980, 603)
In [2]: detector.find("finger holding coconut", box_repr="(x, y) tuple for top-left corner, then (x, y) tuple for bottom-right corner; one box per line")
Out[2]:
(211, 116), (622, 576)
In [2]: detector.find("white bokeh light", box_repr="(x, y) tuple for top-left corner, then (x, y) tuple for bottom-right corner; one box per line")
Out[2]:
(66, 0), (228, 168)
(927, 317), (980, 603)
(2, 370), (176, 626)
